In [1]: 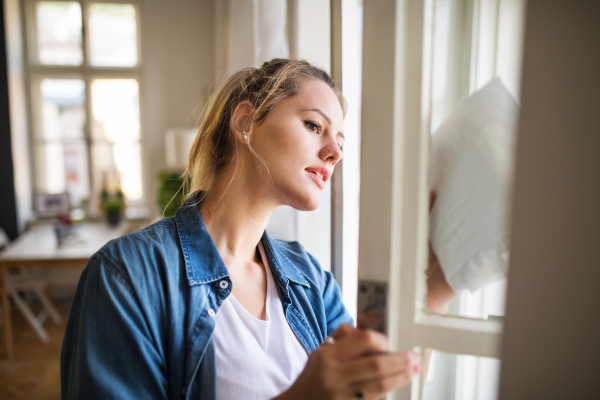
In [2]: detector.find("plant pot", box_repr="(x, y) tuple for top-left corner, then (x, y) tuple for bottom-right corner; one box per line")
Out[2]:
(106, 209), (122, 227)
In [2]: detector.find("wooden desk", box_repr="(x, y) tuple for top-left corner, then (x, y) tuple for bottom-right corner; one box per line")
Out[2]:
(0, 222), (129, 359)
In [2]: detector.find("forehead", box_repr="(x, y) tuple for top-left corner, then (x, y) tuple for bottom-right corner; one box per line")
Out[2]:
(298, 79), (343, 111)
(286, 79), (344, 125)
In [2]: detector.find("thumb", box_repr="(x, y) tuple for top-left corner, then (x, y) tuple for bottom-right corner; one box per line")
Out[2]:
(329, 323), (358, 342)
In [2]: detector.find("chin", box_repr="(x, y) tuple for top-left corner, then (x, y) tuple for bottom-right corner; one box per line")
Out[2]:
(303, 197), (321, 211)
(287, 190), (322, 212)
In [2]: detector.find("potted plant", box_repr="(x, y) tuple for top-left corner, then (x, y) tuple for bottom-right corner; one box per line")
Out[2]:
(157, 171), (185, 218)
(102, 188), (125, 227)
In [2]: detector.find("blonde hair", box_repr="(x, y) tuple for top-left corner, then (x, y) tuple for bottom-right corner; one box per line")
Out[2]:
(181, 58), (346, 203)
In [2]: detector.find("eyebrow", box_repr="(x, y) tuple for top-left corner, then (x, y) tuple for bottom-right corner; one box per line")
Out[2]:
(305, 108), (331, 124)
(304, 108), (345, 140)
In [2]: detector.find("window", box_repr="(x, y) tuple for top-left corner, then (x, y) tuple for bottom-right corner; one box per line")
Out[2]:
(23, 0), (143, 211)
(357, 0), (525, 399)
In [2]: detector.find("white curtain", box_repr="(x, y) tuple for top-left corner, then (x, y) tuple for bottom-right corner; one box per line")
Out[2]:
(226, 0), (289, 75)
(217, 0), (295, 242)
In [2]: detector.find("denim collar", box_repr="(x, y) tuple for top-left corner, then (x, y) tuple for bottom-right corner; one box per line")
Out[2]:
(175, 194), (310, 288)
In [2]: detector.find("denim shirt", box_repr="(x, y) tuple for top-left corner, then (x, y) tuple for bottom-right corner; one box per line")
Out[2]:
(60, 197), (353, 400)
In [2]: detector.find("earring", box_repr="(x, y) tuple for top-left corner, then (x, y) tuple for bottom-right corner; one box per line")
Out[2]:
(243, 135), (248, 140)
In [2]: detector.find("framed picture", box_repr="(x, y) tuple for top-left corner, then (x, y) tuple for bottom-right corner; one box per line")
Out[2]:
(34, 193), (70, 218)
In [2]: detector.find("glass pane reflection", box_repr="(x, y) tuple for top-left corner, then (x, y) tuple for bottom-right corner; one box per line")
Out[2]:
(89, 3), (138, 67)
(36, 1), (83, 65)
(424, 0), (525, 320)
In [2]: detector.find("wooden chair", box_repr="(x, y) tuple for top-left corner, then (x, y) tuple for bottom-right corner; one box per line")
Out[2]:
(0, 228), (62, 343)
(7, 269), (63, 342)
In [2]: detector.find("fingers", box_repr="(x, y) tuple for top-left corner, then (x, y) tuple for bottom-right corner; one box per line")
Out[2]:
(326, 329), (389, 362)
(321, 324), (357, 348)
(339, 351), (421, 386)
(330, 323), (357, 341)
(344, 364), (420, 400)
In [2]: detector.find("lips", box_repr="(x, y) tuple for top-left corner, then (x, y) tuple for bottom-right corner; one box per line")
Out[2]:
(305, 166), (332, 189)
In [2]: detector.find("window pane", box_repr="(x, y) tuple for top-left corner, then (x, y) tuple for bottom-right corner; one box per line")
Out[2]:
(89, 3), (138, 67)
(91, 79), (142, 201)
(40, 79), (86, 140)
(64, 141), (90, 205)
(36, 1), (83, 65)
(35, 141), (89, 206)
(425, 0), (521, 320)
(91, 79), (140, 142)
(422, 351), (501, 400)
(91, 142), (143, 201)
(113, 142), (142, 200)
(37, 142), (65, 194)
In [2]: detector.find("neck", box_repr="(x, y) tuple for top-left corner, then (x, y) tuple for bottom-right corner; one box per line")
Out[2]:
(198, 167), (279, 268)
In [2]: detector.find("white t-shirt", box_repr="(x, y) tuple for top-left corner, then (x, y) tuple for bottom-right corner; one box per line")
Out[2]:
(213, 242), (309, 400)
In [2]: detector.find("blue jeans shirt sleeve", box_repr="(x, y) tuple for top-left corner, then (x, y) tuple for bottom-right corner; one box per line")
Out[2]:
(61, 256), (168, 400)
(307, 252), (355, 336)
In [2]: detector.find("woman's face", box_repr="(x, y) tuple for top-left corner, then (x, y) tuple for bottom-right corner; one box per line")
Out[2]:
(248, 79), (344, 211)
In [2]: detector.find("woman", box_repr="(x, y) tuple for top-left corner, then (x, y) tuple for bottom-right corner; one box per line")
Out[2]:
(61, 59), (421, 400)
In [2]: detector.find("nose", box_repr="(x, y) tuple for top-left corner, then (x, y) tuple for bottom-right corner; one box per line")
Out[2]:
(319, 135), (343, 166)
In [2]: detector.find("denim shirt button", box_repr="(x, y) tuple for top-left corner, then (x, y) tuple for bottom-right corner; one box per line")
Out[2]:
(219, 280), (229, 289)
(207, 308), (216, 318)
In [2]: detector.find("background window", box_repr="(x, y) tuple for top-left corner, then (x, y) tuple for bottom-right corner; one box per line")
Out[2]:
(26, 0), (143, 210)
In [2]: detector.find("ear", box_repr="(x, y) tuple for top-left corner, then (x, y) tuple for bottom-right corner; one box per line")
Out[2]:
(230, 101), (254, 144)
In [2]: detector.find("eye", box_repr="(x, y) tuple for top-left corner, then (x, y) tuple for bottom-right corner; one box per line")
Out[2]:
(304, 120), (321, 134)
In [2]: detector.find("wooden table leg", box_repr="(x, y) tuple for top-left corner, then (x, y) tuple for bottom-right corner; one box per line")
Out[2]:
(1, 264), (13, 359)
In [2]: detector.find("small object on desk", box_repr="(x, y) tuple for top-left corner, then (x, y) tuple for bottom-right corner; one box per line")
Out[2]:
(34, 193), (69, 219)
(55, 211), (75, 247)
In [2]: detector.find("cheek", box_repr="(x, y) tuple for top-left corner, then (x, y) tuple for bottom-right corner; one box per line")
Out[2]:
(259, 122), (308, 170)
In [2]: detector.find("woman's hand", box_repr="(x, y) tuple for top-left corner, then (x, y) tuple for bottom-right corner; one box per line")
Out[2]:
(274, 324), (421, 400)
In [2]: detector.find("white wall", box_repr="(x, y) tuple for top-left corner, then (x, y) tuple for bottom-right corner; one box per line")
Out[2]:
(499, 1), (600, 398)
(291, 0), (331, 71)
(141, 0), (215, 217)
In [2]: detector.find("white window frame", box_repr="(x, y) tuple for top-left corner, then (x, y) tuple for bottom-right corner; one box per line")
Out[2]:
(330, 0), (363, 320)
(20, 0), (145, 210)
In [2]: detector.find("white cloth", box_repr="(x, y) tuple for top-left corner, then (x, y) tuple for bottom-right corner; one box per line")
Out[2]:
(213, 242), (309, 400)
(430, 78), (519, 293)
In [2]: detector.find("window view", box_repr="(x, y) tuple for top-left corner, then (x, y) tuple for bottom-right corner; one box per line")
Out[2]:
(88, 3), (138, 67)
(30, 1), (142, 209)
(91, 79), (142, 200)
(36, 1), (83, 65)
(35, 78), (89, 204)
